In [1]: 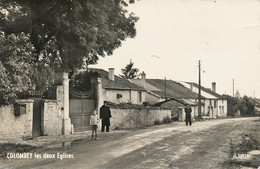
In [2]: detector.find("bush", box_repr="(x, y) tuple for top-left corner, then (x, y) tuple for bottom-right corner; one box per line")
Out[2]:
(163, 116), (172, 124)
(154, 120), (162, 125)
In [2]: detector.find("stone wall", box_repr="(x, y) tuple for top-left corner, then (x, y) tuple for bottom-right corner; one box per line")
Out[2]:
(41, 100), (63, 136)
(109, 107), (171, 129)
(0, 99), (33, 139)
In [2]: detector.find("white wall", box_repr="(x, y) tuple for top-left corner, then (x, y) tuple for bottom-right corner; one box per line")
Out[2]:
(104, 89), (145, 104)
(216, 100), (227, 117)
(0, 100), (33, 139)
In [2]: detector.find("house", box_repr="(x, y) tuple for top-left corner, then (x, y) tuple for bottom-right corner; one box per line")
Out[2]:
(89, 68), (146, 105)
(130, 72), (202, 121)
(179, 82), (228, 118)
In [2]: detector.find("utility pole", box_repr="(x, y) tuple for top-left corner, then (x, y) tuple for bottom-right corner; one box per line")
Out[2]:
(233, 79), (235, 97)
(164, 77), (167, 100)
(198, 60), (202, 120)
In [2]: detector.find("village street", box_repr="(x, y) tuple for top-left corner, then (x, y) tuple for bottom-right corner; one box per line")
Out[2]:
(1, 117), (260, 169)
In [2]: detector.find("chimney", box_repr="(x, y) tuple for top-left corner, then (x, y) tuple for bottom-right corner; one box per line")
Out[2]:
(212, 82), (216, 93)
(108, 68), (115, 81)
(190, 83), (193, 91)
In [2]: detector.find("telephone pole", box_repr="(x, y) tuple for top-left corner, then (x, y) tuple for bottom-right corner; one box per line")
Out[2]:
(198, 60), (202, 119)
(164, 77), (167, 100)
(233, 79), (234, 97)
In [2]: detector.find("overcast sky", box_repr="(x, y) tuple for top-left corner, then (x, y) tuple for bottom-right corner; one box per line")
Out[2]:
(91, 0), (260, 98)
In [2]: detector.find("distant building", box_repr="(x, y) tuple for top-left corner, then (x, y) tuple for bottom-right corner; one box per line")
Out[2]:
(180, 82), (228, 118)
(130, 72), (201, 120)
(235, 90), (241, 98)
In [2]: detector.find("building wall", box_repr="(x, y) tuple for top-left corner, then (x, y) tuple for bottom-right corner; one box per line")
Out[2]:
(110, 107), (171, 129)
(195, 99), (227, 118)
(217, 100), (227, 117)
(104, 89), (145, 104)
(0, 99), (33, 139)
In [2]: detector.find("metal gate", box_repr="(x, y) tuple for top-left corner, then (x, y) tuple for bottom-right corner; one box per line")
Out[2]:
(69, 86), (95, 132)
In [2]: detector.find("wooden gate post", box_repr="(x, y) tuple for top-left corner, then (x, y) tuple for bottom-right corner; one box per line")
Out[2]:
(62, 72), (72, 135)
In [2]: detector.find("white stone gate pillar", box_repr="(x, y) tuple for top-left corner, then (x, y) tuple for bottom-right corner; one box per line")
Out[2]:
(96, 77), (103, 115)
(62, 72), (72, 135)
(91, 77), (103, 114)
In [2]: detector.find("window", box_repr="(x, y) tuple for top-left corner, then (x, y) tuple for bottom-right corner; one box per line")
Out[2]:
(138, 91), (142, 102)
(14, 103), (26, 115)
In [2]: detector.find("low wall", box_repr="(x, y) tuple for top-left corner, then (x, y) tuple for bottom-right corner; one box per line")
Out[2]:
(110, 107), (171, 129)
(0, 99), (33, 139)
(41, 100), (63, 136)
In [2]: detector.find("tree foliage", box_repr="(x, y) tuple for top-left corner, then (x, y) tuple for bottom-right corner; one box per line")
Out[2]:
(0, 0), (138, 71)
(0, 33), (35, 104)
(222, 95), (255, 117)
(119, 60), (140, 79)
(0, 0), (138, 105)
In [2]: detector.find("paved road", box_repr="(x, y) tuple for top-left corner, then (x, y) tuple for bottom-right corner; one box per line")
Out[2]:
(1, 117), (259, 169)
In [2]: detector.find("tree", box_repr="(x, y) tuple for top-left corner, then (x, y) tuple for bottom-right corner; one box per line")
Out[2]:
(0, 33), (36, 105)
(222, 94), (256, 117)
(0, 0), (138, 72)
(120, 60), (140, 79)
(0, 0), (138, 104)
(242, 96), (255, 116)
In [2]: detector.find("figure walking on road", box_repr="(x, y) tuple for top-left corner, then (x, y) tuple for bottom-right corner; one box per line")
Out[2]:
(185, 104), (192, 126)
(90, 111), (99, 140)
(100, 101), (112, 132)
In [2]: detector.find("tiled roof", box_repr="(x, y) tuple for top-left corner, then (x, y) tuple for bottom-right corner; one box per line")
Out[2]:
(145, 79), (201, 99)
(89, 68), (145, 91)
(130, 79), (161, 91)
(185, 82), (224, 99)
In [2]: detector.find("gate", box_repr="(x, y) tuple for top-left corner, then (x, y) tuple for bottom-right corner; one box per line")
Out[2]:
(69, 86), (95, 132)
(31, 91), (42, 137)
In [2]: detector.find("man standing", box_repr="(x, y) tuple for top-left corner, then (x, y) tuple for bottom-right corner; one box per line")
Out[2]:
(185, 104), (192, 126)
(99, 101), (112, 132)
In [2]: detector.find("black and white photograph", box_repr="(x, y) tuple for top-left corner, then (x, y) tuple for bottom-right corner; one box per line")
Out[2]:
(0, 0), (260, 168)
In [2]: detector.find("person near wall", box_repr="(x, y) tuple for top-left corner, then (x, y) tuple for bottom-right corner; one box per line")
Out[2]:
(90, 111), (100, 140)
(185, 104), (192, 126)
(99, 101), (112, 132)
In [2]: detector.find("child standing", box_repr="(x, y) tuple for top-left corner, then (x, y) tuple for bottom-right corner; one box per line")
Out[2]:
(89, 111), (99, 140)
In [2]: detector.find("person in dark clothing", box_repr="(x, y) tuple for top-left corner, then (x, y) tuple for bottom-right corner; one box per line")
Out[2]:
(185, 104), (192, 126)
(99, 101), (112, 132)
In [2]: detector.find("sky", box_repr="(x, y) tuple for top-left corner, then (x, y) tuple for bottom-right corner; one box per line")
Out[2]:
(91, 0), (260, 98)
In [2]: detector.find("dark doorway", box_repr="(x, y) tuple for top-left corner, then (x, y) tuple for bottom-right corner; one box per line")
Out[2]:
(31, 92), (42, 137)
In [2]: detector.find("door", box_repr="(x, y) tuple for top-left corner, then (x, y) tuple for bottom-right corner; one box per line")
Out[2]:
(32, 98), (42, 137)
